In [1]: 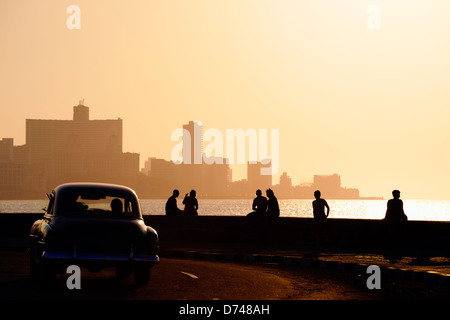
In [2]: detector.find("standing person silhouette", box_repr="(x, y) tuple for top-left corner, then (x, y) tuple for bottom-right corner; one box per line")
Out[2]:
(183, 190), (198, 216)
(384, 190), (408, 238)
(312, 190), (330, 250)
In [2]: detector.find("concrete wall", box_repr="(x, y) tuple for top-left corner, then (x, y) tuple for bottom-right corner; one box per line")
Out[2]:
(1, 213), (449, 256)
(144, 215), (450, 255)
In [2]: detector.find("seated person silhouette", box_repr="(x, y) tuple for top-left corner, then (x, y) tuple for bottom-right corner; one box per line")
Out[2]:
(384, 190), (408, 237)
(384, 190), (407, 222)
(183, 190), (198, 216)
(110, 198), (123, 213)
(165, 189), (183, 215)
(266, 188), (280, 218)
(247, 189), (268, 217)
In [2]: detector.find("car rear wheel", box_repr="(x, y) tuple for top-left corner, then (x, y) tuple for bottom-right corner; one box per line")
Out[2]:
(134, 264), (151, 286)
(115, 264), (132, 280)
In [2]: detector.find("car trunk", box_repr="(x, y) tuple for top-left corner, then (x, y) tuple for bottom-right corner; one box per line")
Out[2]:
(52, 214), (146, 255)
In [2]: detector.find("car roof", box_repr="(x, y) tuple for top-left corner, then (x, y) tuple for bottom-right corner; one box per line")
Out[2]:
(54, 182), (138, 198)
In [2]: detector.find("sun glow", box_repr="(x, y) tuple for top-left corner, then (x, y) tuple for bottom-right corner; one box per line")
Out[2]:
(1, 0), (450, 199)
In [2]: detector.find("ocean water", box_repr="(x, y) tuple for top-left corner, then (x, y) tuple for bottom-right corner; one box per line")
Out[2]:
(0, 199), (449, 221)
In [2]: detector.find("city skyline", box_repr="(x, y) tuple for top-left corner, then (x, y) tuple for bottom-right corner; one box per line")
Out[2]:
(0, 103), (365, 200)
(1, 1), (450, 200)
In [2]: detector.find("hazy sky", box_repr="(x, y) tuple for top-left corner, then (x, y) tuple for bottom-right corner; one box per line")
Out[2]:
(1, 0), (450, 200)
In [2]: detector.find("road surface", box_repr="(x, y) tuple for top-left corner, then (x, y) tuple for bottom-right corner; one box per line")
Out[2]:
(1, 250), (448, 302)
(0, 250), (381, 300)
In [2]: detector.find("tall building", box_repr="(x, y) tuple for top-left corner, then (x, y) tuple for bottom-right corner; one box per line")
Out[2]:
(23, 101), (139, 195)
(182, 120), (203, 164)
(0, 138), (14, 163)
(0, 138), (24, 198)
(145, 121), (232, 198)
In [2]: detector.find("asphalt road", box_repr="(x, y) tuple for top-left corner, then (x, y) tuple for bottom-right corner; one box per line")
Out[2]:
(0, 250), (382, 300)
(1, 250), (449, 304)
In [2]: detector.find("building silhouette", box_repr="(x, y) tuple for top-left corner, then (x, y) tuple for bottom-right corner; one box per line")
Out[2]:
(4, 102), (140, 198)
(312, 174), (359, 199)
(270, 173), (361, 199)
(0, 138), (14, 163)
(247, 160), (272, 193)
(144, 121), (232, 198)
(0, 138), (24, 198)
(0, 106), (371, 200)
(202, 157), (232, 197)
(182, 120), (203, 165)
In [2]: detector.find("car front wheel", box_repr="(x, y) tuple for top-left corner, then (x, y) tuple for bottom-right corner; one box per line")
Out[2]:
(30, 256), (41, 281)
(30, 255), (56, 284)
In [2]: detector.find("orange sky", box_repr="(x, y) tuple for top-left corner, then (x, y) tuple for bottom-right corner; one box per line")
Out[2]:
(1, 0), (450, 200)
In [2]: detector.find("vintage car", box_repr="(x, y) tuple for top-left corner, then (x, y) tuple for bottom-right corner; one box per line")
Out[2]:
(28, 182), (159, 286)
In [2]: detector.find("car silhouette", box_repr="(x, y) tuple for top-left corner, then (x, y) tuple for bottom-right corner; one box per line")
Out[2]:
(28, 182), (159, 286)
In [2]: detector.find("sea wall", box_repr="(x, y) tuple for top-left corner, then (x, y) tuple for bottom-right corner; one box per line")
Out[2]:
(1, 213), (449, 256)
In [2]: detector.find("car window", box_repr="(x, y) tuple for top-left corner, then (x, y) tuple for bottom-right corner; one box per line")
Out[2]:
(62, 193), (138, 217)
(44, 192), (55, 215)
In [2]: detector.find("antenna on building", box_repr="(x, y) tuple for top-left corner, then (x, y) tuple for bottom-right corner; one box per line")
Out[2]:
(79, 99), (84, 106)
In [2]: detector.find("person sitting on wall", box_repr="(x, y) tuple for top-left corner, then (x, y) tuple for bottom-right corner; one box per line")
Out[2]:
(266, 188), (280, 218)
(384, 189), (408, 239)
(247, 189), (268, 217)
(183, 190), (198, 216)
(165, 189), (183, 215)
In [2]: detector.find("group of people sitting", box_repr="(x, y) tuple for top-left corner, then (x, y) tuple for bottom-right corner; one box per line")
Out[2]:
(165, 189), (198, 216)
(247, 189), (280, 218)
(165, 187), (280, 218)
(165, 187), (408, 232)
